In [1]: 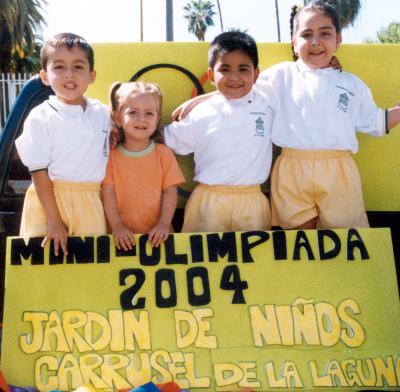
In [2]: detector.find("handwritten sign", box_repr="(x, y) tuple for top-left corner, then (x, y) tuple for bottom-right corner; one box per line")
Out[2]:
(1, 228), (400, 391)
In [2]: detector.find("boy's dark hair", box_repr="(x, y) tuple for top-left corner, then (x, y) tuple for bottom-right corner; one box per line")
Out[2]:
(208, 31), (259, 69)
(290, 1), (341, 60)
(40, 32), (95, 71)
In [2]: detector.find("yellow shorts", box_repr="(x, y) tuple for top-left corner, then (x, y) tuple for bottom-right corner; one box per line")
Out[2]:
(271, 149), (369, 229)
(20, 180), (106, 237)
(182, 184), (271, 233)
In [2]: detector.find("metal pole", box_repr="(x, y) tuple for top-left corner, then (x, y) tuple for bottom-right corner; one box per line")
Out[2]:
(275, 0), (281, 42)
(166, 0), (174, 41)
(140, 0), (144, 41)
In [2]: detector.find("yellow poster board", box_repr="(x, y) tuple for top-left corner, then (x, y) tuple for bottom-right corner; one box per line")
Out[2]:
(1, 228), (400, 391)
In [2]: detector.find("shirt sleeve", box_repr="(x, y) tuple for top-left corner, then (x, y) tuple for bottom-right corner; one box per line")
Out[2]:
(355, 78), (386, 137)
(15, 107), (51, 172)
(163, 114), (199, 155)
(159, 145), (185, 191)
(256, 67), (280, 113)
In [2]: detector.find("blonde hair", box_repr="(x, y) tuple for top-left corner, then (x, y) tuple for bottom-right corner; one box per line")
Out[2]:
(109, 81), (164, 144)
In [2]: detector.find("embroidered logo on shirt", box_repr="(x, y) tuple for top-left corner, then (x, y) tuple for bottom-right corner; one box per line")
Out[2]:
(337, 92), (349, 113)
(255, 117), (265, 135)
(336, 85), (354, 114)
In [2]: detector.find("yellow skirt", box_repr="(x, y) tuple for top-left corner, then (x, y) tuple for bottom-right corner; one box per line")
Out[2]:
(20, 180), (106, 237)
(182, 183), (271, 233)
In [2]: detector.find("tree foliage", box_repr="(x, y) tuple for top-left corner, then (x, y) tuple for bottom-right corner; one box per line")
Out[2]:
(183, 0), (216, 41)
(304, 0), (361, 29)
(376, 22), (400, 44)
(0, 0), (47, 72)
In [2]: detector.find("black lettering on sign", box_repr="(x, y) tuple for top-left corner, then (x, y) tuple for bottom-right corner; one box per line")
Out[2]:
(97, 235), (111, 263)
(187, 267), (211, 306)
(139, 235), (161, 266)
(190, 235), (204, 263)
(11, 237), (44, 265)
(220, 265), (248, 304)
(293, 231), (315, 260)
(347, 229), (370, 260)
(272, 230), (287, 260)
(207, 232), (237, 262)
(120, 268), (146, 309)
(241, 231), (269, 263)
(49, 240), (64, 265)
(165, 236), (188, 265)
(66, 237), (94, 264)
(318, 230), (341, 260)
(155, 269), (177, 308)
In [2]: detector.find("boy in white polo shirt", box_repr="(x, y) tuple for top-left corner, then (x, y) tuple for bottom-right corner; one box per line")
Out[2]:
(164, 32), (276, 233)
(16, 33), (110, 255)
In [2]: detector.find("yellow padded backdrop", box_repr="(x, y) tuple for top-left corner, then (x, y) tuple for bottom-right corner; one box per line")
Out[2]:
(88, 43), (400, 212)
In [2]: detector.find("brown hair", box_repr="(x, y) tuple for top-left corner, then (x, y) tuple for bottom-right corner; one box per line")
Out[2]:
(41, 32), (94, 71)
(109, 81), (164, 145)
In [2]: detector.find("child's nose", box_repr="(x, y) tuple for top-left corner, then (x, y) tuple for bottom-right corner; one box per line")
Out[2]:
(64, 68), (74, 77)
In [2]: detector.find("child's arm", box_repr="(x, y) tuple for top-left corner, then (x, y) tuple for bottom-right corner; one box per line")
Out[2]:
(32, 171), (68, 256)
(387, 103), (400, 130)
(171, 92), (216, 121)
(102, 184), (135, 250)
(148, 185), (178, 247)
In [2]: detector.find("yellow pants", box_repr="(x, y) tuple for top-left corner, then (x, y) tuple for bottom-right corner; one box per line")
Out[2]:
(182, 184), (271, 233)
(20, 180), (106, 236)
(271, 149), (369, 229)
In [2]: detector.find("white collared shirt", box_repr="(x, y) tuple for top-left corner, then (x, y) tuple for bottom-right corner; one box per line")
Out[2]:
(16, 95), (110, 182)
(164, 87), (276, 185)
(258, 60), (386, 153)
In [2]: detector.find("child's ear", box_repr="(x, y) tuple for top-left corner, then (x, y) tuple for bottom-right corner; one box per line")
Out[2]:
(207, 67), (215, 85)
(89, 70), (96, 84)
(254, 67), (260, 83)
(39, 69), (49, 86)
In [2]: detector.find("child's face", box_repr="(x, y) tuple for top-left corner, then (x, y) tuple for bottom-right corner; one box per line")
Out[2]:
(292, 9), (342, 69)
(208, 50), (259, 99)
(39, 46), (95, 107)
(114, 92), (158, 150)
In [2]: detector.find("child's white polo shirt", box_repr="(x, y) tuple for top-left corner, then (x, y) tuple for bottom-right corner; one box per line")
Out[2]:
(164, 88), (276, 186)
(16, 95), (110, 182)
(258, 60), (386, 153)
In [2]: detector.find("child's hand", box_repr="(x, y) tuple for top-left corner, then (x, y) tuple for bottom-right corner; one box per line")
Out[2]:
(112, 223), (135, 250)
(42, 219), (68, 256)
(148, 223), (170, 247)
(171, 93), (215, 121)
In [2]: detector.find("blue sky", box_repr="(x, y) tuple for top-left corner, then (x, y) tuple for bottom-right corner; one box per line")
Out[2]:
(41, 0), (399, 44)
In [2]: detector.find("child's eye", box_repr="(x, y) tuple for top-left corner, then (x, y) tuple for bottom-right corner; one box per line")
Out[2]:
(239, 67), (250, 73)
(146, 111), (155, 116)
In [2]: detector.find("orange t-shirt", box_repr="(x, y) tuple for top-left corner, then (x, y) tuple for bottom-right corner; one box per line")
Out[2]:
(103, 142), (185, 233)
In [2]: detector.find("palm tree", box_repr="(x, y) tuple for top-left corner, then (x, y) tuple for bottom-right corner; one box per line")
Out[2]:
(0, 0), (47, 72)
(183, 0), (216, 41)
(304, 0), (361, 29)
